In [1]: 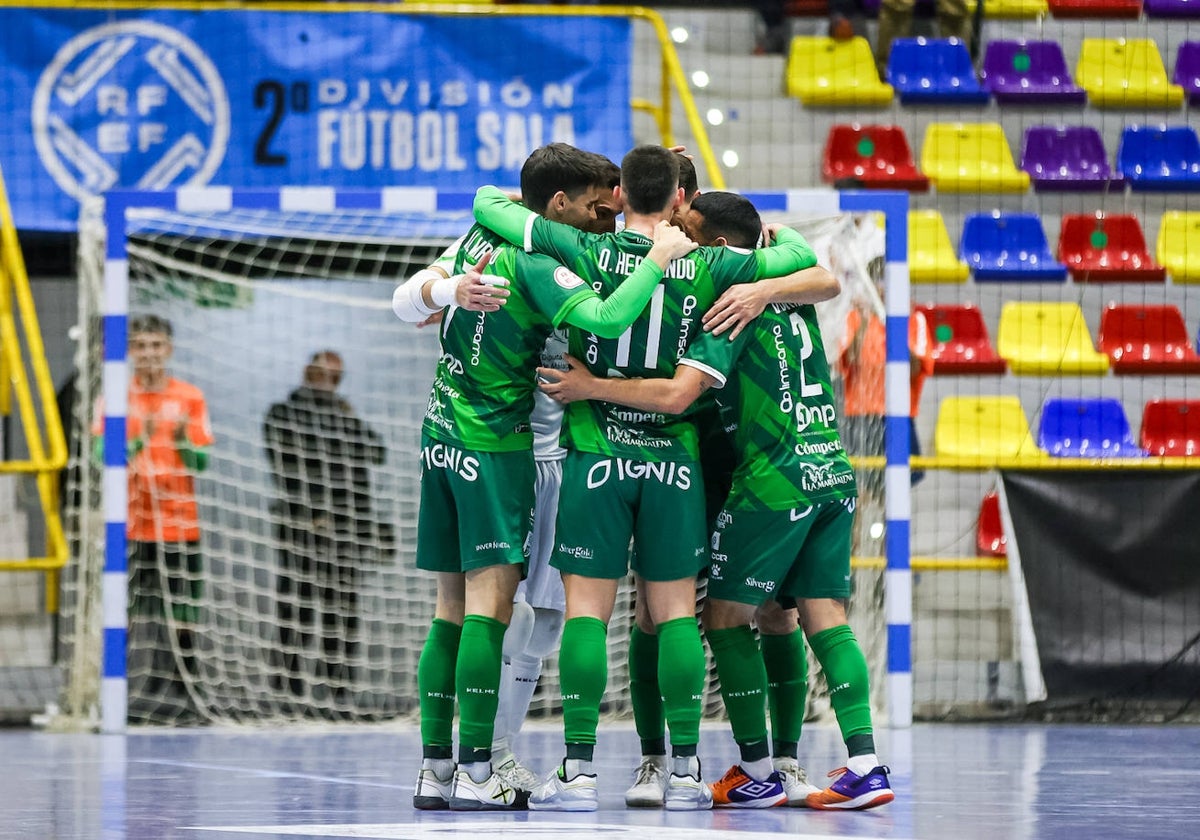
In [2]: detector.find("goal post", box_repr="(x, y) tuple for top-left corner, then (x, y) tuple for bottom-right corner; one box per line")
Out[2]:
(66, 185), (911, 733)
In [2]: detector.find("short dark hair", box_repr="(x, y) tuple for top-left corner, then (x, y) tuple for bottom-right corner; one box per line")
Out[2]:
(689, 192), (763, 249)
(520, 143), (604, 214)
(586, 152), (621, 190)
(619, 145), (680, 215)
(128, 314), (173, 338)
(677, 153), (699, 199)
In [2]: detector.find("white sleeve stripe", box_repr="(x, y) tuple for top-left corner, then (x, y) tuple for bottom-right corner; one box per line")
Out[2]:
(524, 214), (537, 253)
(678, 358), (726, 389)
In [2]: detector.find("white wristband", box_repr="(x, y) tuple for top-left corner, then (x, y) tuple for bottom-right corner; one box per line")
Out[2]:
(392, 269), (442, 322)
(430, 274), (463, 308)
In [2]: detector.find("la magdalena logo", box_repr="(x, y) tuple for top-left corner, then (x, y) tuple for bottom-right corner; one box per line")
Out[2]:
(32, 20), (230, 201)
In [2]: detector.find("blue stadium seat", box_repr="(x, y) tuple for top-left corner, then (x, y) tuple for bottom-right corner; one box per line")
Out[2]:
(961, 212), (1068, 281)
(1037, 397), (1145, 457)
(1117, 125), (1200, 192)
(888, 37), (990, 104)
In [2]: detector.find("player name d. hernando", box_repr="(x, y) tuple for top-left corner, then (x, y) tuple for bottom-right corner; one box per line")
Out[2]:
(597, 248), (698, 280)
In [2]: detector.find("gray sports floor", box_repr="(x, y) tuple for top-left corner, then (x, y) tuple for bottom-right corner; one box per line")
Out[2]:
(5, 722), (1197, 839)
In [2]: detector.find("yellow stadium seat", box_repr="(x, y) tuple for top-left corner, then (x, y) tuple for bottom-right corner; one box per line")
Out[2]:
(909, 210), (969, 283)
(1157, 211), (1200, 284)
(934, 396), (1043, 460)
(1075, 38), (1184, 109)
(996, 302), (1110, 376)
(921, 123), (1030, 193)
(786, 36), (894, 107)
(972, 0), (1049, 18)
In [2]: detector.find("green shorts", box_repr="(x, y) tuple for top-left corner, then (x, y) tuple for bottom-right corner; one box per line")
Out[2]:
(415, 434), (534, 574)
(552, 450), (709, 582)
(707, 499), (855, 605)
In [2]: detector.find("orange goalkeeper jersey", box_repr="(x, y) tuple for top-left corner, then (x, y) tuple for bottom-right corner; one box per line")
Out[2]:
(94, 377), (214, 542)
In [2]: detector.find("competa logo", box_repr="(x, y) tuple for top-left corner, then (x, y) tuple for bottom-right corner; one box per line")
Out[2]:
(32, 21), (230, 201)
(554, 266), (585, 290)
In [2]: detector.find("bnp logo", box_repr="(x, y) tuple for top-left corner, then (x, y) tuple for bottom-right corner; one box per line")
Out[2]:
(32, 20), (230, 201)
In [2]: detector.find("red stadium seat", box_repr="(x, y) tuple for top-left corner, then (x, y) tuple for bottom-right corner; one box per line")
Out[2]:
(822, 124), (930, 191)
(1140, 399), (1200, 455)
(1049, 0), (1142, 18)
(1098, 304), (1200, 374)
(1058, 213), (1166, 283)
(977, 491), (1007, 556)
(915, 302), (1008, 374)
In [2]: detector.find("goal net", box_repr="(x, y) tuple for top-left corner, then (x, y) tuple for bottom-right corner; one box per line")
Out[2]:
(57, 192), (892, 728)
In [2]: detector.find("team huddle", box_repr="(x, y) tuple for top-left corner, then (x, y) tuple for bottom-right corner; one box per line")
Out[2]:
(391, 143), (893, 813)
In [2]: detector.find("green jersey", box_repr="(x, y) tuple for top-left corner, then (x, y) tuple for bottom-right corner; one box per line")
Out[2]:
(472, 188), (819, 461)
(682, 301), (857, 510)
(422, 222), (670, 452)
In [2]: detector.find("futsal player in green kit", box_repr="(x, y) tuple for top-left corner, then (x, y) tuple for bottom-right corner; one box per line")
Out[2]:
(401, 146), (698, 812)
(472, 145), (821, 811)
(537, 190), (895, 812)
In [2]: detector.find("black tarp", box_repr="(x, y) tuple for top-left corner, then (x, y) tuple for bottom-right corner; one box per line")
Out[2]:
(1002, 470), (1200, 709)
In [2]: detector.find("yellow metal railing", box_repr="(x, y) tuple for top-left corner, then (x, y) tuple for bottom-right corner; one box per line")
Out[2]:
(0, 164), (69, 590)
(11, 1), (726, 189)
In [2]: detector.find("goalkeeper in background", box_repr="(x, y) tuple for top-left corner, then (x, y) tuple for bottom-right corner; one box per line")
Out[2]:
(393, 142), (698, 811)
(93, 314), (214, 723)
(538, 190), (894, 812)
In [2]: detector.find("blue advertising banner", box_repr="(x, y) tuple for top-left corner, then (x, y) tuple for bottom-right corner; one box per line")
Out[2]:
(0, 8), (632, 230)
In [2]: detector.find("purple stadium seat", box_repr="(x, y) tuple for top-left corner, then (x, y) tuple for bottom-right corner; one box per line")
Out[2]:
(1020, 125), (1123, 192)
(981, 40), (1087, 105)
(1144, 0), (1200, 17)
(1174, 41), (1200, 104)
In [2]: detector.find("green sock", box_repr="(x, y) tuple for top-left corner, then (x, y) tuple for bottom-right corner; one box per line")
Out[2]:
(761, 628), (808, 758)
(656, 617), (705, 755)
(629, 626), (666, 755)
(808, 624), (873, 748)
(707, 625), (770, 763)
(560, 616), (608, 750)
(455, 614), (506, 762)
(418, 618), (461, 752)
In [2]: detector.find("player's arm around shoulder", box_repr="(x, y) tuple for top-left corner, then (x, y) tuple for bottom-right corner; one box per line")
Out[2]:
(537, 352), (716, 417)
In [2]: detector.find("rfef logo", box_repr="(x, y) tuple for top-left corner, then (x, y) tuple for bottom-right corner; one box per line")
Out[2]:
(32, 21), (230, 201)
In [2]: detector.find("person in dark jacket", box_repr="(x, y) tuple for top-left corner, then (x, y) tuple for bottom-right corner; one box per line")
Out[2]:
(263, 350), (387, 715)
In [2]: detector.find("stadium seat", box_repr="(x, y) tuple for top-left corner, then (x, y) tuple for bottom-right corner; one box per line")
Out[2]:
(1117, 125), (1200, 192)
(1140, 399), (1200, 455)
(1020, 125), (1122, 192)
(933, 395), (1042, 460)
(981, 39), (1087, 105)
(1144, 0), (1200, 16)
(1098, 303), (1200, 373)
(960, 212), (1067, 281)
(1057, 213), (1166, 283)
(863, 0), (1046, 16)
(786, 36), (894, 107)
(821, 124), (929, 191)
(976, 491), (1007, 557)
(978, 0), (1049, 15)
(914, 302), (1007, 373)
(1048, 0), (1142, 17)
(909, 210), (969, 283)
(1037, 397), (1144, 458)
(996, 301), (1110, 375)
(1173, 42), (1200, 105)
(887, 37), (989, 105)
(921, 123), (1030, 193)
(1156, 211), (1200, 282)
(1075, 39), (1185, 108)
